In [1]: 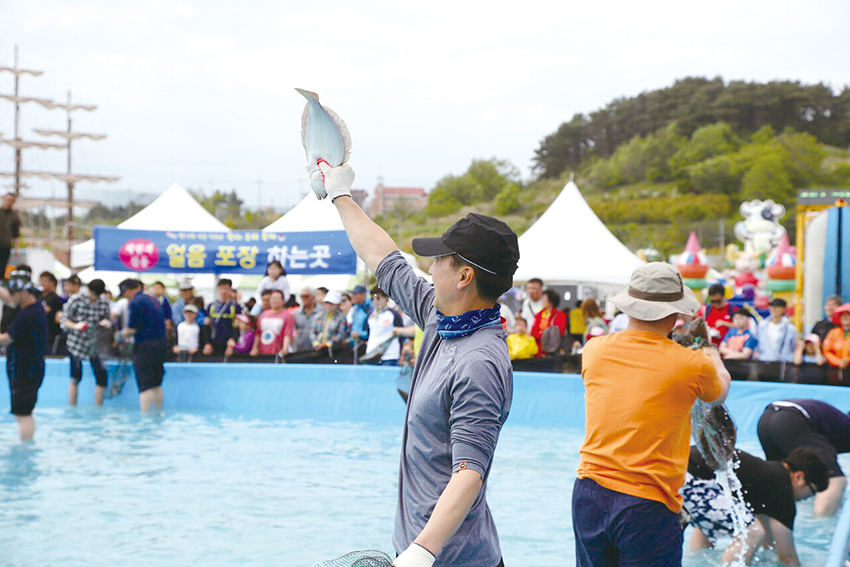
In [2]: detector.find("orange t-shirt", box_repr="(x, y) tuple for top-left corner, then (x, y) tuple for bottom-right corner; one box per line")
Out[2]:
(577, 329), (723, 513)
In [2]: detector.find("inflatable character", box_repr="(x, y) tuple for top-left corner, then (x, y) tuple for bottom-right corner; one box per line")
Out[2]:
(725, 244), (741, 270)
(733, 253), (760, 294)
(734, 199), (786, 258)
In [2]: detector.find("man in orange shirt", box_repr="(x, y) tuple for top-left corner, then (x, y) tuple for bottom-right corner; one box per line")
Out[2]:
(574, 262), (731, 567)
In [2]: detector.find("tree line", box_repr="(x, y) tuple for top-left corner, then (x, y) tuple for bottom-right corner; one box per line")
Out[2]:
(582, 122), (850, 204)
(533, 77), (850, 179)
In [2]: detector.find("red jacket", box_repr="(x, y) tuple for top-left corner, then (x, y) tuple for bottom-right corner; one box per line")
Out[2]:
(531, 308), (567, 357)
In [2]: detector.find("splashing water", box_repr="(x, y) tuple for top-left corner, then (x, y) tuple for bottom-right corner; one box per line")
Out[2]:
(691, 400), (752, 567)
(715, 457), (752, 567)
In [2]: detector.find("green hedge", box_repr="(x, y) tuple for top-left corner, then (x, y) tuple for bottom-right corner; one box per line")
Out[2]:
(587, 194), (732, 225)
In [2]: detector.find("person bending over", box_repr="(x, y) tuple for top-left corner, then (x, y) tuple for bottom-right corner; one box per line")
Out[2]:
(683, 446), (828, 566)
(758, 399), (849, 515)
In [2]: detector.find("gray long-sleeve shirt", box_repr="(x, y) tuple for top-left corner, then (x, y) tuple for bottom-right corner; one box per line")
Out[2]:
(376, 251), (512, 567)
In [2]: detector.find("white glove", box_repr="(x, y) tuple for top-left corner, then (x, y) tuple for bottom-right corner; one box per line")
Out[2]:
(392, 543), (435, 567)
(317, 161), (354, 202)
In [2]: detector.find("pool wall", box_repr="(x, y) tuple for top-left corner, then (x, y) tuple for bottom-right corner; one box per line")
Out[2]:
(4, 359), (850, 561)
(3, 359), (850, 434)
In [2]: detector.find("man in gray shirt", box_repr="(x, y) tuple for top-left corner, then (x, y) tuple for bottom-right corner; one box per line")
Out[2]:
(318, 161), (519, 567)
(293, 286), (322, 352)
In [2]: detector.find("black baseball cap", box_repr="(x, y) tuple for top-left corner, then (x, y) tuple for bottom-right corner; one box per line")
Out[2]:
(64, 274), (82, 286)
(769, 298), (787, 308)
(412, 213), (520, 286)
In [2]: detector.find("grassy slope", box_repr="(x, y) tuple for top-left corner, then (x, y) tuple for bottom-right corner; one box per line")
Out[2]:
(374, 146), (850, 261)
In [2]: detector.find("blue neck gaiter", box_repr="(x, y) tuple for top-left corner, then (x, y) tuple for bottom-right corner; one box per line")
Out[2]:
(436, 303), (502, 340)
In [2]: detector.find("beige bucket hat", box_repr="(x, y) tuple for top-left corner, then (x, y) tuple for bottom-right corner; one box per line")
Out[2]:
(611, 262), (701, 321)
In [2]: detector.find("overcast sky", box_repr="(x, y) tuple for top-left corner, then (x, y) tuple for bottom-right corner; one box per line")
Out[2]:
(2, 0), (849, 211)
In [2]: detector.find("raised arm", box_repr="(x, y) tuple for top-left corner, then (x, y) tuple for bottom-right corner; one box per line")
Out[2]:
(702, 347), (731, 406)
(319, 163), (398, 274)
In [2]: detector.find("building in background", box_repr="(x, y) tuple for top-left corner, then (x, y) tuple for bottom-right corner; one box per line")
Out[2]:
(350, 189), (368, 210)
(368, 177), (427, 218)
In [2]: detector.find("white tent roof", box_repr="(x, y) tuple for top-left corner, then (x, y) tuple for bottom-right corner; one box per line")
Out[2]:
(263, 192), (345, 232)
(263, 194), (431, 284)
(71, 183), (231, 268)
(514, 180), (643, 287)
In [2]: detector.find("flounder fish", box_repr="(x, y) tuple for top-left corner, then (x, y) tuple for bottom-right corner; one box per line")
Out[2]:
(296, 88), (352, 199)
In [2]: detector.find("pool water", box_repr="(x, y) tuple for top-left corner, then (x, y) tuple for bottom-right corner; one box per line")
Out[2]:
(0, 407), (844, 566)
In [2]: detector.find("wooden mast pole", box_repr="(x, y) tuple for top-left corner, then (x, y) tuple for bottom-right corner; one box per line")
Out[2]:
(13, 46), (21, 197)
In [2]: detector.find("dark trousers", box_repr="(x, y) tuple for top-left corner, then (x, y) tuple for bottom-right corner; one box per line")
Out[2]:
(572, 477), (683, 567)
(758, 404), (842, 477)
(0, 248), (10, 279)
(70, 354), (109, 387)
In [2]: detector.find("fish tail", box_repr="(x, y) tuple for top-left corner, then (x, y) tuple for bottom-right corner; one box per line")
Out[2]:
(295, 88), (319, 102)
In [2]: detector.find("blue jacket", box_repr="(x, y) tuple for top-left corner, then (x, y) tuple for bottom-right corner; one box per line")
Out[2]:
(350, 299), (372, 341)
(756, 318), (797, 362)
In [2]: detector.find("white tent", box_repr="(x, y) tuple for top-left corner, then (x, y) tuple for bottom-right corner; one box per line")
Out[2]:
(263, 194), (431, 292)
(70, 183), (231, 269)
(264, 192), (345, 233)
(514, 180), (643, 287)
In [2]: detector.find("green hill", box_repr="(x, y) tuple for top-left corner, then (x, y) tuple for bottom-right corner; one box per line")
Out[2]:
(374, 78), (850, 258)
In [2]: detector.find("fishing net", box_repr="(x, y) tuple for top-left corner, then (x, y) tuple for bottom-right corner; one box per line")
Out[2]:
(691, 401), (737, 471)
(104, 331), (133, 399)
(312, 550), (393, 567)
(677, 318), (738, 471)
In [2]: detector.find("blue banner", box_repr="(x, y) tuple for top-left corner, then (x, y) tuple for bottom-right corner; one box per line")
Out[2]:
(93, 227), (357, 275)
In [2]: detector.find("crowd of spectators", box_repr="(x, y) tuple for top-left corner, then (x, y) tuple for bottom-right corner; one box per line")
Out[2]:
(711, 293), (850, 368)
(0, 262), (420, 372)
(504, 279), (850, 373)
(3, 261), (848, 376)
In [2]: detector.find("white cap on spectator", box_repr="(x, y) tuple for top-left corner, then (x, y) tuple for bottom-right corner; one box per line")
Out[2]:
(324, 290), (342, 305)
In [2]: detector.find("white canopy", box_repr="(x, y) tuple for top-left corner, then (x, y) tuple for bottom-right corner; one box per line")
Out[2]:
(514, 180), (643, 287)
(263, 193), (431, 290)
(70, 183), (231, 268)
(263, 192), (345, 232)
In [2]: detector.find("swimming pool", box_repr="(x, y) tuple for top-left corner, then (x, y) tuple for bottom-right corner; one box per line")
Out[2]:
(1, 362), (849, 565)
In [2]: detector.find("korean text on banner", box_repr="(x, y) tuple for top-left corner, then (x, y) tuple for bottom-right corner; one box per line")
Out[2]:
(93, 227), (357, 275)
